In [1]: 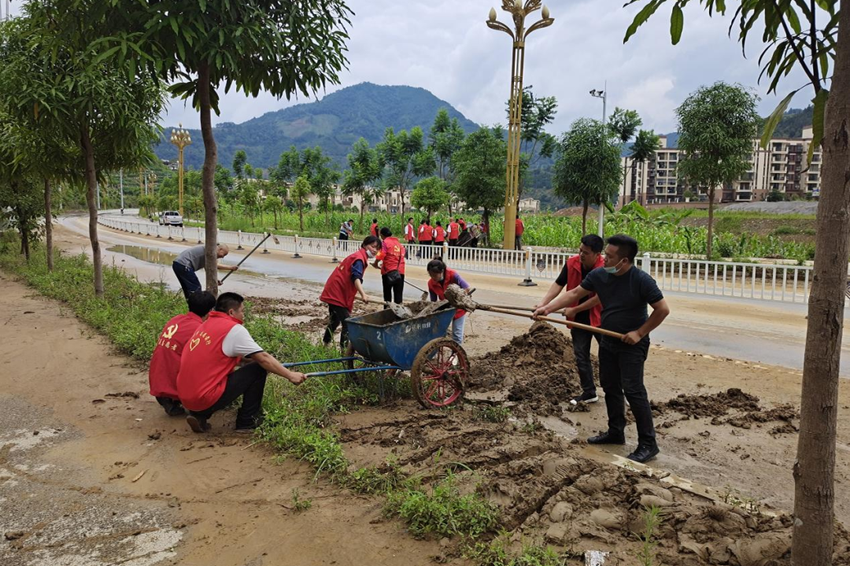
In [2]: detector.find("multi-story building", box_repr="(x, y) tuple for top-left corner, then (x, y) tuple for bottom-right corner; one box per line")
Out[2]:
(620, 127), (822, 205)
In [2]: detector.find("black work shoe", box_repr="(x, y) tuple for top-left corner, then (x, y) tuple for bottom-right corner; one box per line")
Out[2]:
(587, 431), (626, 445)
(570, 392), (599, 405)
(165, 401), (186, 417)
(235, 415), (265, 433)
(186, 415), (211, 433)
(627, 444), (660, 464)
(322, 326), (333, 345)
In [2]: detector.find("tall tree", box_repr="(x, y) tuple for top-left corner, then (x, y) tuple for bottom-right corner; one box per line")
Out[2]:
(272, 145), (339, 226)
(553, 118), (622, 233)
(453, 126), (507, 229)
(428, 108), (465, 211)
(103, 0), (353, 296)
(625, 1), (844, 563)
(290, 176), (312, 232)
(628, 129), (661, 205)
(411, 176), (450, 219)
(0, 9), (165, 297)
(343, 138), (382, 231)
(675, 83), (759, 258)
(608, 107), (642, 203)
(377, 126), (435, 218)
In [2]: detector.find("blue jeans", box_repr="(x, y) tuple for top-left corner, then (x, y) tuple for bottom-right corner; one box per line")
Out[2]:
(172, 261), (201, 299)
(451, 314), (466, 344)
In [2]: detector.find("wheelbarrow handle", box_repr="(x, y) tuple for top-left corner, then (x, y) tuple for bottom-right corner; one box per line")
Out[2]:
(484, 306), (625, 340)
(220, 233), (271, 284)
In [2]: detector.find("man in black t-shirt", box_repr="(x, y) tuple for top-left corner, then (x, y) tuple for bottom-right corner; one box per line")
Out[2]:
(536, 234), (605, 405)
(534, 234), (670, 464)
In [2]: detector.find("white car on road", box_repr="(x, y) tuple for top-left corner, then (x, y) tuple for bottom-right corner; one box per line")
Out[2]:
(158, 211), (183, 227)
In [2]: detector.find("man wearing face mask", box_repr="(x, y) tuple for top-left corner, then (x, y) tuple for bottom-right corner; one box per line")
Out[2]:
(321, 236), (379, 349)
(533, 234), (670, 463)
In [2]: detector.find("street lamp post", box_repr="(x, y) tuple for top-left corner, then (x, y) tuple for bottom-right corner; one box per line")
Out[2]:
(170, 124), (192, 217)
(590, 85), (607, 237)
(487, 0), (553, 251)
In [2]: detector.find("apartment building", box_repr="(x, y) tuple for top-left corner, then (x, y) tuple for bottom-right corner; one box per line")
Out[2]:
(619, 127), (822, 205)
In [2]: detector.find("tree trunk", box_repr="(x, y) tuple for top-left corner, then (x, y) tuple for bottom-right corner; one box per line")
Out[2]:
(359, 197), (365, 233)
(581, 199), (588, 234)
(44, 178), (53, 272)
(299, 198), (304, 232)
(198, 62), (219, 296)
(20, 218), (30, 261)
(80, 125), (104, 297)
(791, 6), (850, 563)
(623, 156), (630, 205)
(706, 187), (715, 258)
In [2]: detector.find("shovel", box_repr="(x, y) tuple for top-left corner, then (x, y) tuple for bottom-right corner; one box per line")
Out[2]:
(220, 232), (281, 285)
(405, 279), (430, 301)
(443, 284), (625, 340)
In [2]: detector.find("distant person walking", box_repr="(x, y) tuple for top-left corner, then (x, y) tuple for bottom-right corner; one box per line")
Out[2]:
(515, 214), (525, 250)
(172, 243), (237, 299)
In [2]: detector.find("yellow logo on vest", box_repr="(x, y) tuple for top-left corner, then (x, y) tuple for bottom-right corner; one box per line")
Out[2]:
(162, 324), (179, 340)
(188, 337), (201, 351)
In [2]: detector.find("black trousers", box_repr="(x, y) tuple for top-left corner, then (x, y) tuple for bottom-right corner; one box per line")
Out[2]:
(571, 327), (601, 396)
(190, 363), (267, 428)
(326, 304), (351, 349)
(382, 273), (405, 304)
(598, 337), (656, 447)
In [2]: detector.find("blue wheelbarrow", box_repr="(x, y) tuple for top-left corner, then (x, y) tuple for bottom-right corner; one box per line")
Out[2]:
(283, 305), (469, 408)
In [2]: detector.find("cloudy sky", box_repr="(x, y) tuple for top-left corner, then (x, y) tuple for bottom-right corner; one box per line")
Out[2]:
(8, 0), (814, 135)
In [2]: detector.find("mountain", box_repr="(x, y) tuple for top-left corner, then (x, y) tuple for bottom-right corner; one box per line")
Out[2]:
(154, 83), (480, 170)
(771, 106), (812, 138)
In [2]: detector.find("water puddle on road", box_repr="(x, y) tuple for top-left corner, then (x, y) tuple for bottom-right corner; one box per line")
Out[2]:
(107, 244), (265, 278)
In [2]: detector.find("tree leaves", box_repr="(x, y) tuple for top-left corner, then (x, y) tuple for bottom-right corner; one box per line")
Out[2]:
(623, 0), (666, 43)
(670, 3), (684, 45)
(760, 90), (797, 148)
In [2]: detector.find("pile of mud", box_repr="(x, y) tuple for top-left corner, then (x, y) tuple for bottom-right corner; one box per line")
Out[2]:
(468, 322), (586, 416)
(658, 388), (799, 432)
(247, 296), (385, 332)
(335, 405), (850, 566)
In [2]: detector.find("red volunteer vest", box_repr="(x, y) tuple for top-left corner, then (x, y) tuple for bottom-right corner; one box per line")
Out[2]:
(378, 237), (406, 275)
(418, 225), (432, 242)
(515, 219), (525, 236)
(370, 223), (379, 237)
(405, 223), (415, 242)
(149, 312), (203, 400)
(565, 254), (604, 327)
(459, 220), (467, 231)
(176, 311), (243, 411)
(428, 268), (466, 320)
(320, 248), (369, 311)
(448, 222), (459, 240)
(434, 227), (446, 243)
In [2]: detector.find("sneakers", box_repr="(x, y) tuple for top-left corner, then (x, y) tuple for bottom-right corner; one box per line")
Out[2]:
(570, 392), (599, 406)
(627, 444), (660, 464)
(186, 415), (211, 433)
(587, 431), (626, 445)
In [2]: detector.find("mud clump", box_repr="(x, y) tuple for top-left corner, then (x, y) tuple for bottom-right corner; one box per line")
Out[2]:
(661, 388), (761, 418)
(469, 322), (585, 416)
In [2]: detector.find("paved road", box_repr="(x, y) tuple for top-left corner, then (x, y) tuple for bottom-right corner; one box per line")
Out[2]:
(58, 211), (850, 377)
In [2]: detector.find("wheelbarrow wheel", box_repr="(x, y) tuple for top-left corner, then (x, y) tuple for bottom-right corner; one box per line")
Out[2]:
(411, 338), (468, 409)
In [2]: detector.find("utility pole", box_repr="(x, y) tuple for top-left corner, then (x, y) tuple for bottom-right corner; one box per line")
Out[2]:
(119, 169), (124, 212)
(590, 81), (607, 237)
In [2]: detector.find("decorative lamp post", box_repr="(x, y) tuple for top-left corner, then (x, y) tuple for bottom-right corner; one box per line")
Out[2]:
(487, 0), (553, 250)
(590, 85), (607, 237)
(169, 124), (192, 216)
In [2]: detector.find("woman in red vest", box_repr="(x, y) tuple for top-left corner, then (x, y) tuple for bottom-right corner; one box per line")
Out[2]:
(448, 219), (460, 246)
(321, 236), (380, 349)
(149, 291), (216, 416)
(374, 227), (406, 305)
(404, 217), (415, 244)
(177, 293), (307, 433)
(434, 221), (446, 246)
(370, 218), (379, 237)
(426, 258), (470, 344)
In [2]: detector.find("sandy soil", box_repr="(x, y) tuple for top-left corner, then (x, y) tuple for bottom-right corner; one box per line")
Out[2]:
(4, 218), (848, 564)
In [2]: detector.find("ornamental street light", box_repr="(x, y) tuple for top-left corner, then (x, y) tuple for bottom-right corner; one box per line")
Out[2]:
(169, 124), (192, 216)
(487, 0), (553, 251)
(590, 84), (607, 237)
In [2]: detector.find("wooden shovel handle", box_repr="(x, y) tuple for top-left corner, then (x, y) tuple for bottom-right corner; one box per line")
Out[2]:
(483, 306), (625, 340)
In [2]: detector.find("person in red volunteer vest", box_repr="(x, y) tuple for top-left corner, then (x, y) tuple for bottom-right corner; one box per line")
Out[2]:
(177, 293), (307, 433)
(404, 217), (416, 244)
(149, 291), (216, 416)
(374, 227), (406, 304)
(370, 218), (379, 238)
(426, 259), (471, 344)
(515, 214), (525, 250)
(535, 234), (605, 405)
(448, 219), (460, 246)
(418, 218), (433, 247)
(434, 221), (446, 245)
(321, 236), (380, 349)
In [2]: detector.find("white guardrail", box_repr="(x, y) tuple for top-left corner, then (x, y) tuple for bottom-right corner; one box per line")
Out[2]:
(99, 217), (827, 307)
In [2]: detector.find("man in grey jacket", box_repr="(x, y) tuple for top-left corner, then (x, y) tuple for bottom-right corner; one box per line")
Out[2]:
(172, 243), (237, 298)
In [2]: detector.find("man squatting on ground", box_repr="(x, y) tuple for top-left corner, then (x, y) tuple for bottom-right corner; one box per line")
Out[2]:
(148, 291), (217, 417)
(535, 234), (605, 405)
(374, 227), (406, 305)
(534, 234), (670, 463)
(177, 293), (307, 433)
(172, 243), (237, 299)
(321, 236), (380, 349)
